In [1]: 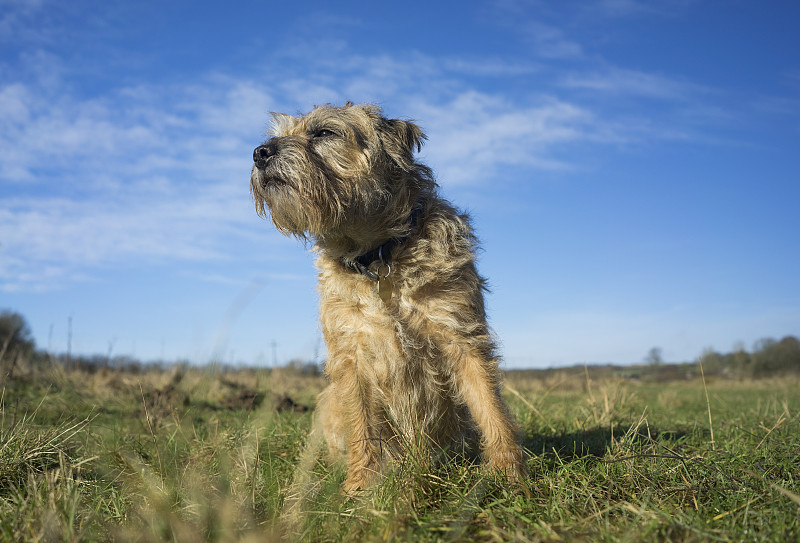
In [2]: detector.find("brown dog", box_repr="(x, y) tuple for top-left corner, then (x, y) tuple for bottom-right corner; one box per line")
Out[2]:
(251, 102), (525, 491)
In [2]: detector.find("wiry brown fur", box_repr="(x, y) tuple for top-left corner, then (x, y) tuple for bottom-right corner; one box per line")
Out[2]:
(251, 103), (525, 491)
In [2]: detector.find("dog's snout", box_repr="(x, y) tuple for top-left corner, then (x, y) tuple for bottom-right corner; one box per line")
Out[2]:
(253, 139), (278, 168)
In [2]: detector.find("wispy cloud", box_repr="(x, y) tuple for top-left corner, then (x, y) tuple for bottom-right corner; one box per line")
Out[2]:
(522, 21), (584, 59)
(246, 49), (639, 181)
(0, 189), (266, 292)
(415, 91), (599, 183)
(560, 66), (707, 101)
(587, 0), (694, 18)
(488, 3), (584, 59)
(0, 58), (284, 292)
(0, 0), (49, 44)
(1, 7), (732, 294)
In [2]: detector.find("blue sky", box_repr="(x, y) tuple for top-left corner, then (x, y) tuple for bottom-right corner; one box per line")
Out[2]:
(1, 0), (798, 368)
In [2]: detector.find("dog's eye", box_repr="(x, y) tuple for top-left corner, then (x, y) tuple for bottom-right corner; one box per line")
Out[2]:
(313, 129), (337, 139)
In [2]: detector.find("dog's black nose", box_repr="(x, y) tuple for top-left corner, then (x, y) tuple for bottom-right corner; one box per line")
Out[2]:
(253, 139), (278, 167)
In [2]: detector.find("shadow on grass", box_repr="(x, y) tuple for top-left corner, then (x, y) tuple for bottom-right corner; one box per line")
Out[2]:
(523, 426), (689, 467)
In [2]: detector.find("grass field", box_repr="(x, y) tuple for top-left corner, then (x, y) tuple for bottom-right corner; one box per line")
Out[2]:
(1, 361), (798, 542)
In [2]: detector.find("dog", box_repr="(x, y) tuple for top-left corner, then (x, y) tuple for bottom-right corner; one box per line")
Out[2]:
(251, 102), (525, 491)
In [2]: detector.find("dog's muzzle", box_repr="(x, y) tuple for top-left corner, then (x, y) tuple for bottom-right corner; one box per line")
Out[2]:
(253, 138), (278, 170)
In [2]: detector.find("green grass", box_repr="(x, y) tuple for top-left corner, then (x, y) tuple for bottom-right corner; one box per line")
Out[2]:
(1, 362), (798, 542)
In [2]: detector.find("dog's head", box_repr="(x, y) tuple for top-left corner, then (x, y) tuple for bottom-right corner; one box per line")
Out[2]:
(250, 103), (433, 253)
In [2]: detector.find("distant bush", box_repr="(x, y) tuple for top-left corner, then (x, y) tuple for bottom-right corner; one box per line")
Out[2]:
(701, 336), (800, 377)
(286, 358), (321, 376)
(751, 336), (800, 375)
(0, 310), (36, 380)
(0, 310), (35, 357)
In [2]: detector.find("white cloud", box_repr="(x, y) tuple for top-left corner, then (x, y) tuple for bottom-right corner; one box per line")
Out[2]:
(241, 49), (627, 184)
(560, 66), (706, 101)
(442, 57), (541, 78)
(0, 64), (285, 292)
(488, 2), (585, 59)
(588, 0), (694, 18)
(0, 0), (48, 43)
(523, 21), (584, 59)
(1, 32), (729, 293)
(0, 191), (259, 291)
(415, 91), (598, 184)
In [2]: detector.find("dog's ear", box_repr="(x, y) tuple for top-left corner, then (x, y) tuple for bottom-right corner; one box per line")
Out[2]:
(379, 119), (427, 171)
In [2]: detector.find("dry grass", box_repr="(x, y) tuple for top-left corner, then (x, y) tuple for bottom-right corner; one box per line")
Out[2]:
(1, 358), (799, 542)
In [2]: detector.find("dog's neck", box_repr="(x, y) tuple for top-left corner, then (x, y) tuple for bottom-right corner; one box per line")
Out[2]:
(340, 205), (422, 281)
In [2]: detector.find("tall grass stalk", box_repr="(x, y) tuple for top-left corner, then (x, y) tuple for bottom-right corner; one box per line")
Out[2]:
(698, 354), (716, 450)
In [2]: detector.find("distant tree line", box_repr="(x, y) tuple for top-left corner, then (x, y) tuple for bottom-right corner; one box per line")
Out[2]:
(0, 309), (182, 379)
(700, 336), (800, 377)
(0, 310), (320, 378)
(2, 309), (797, 378)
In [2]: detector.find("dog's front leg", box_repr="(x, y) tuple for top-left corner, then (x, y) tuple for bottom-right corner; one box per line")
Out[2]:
(445, 343), (526, 479)
(327, 354), (383, 492)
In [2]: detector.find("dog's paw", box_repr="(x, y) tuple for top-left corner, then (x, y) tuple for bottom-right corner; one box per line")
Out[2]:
(343, 468), (376, 494)
(488, 445), (528, 481)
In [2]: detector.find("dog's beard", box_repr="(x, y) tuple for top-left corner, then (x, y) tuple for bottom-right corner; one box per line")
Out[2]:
(252, 167), (340, 239)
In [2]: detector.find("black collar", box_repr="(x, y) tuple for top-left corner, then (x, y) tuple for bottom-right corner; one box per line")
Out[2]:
(341, 206), (422, 281)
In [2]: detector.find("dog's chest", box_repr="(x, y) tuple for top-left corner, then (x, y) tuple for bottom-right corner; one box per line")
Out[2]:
(317, 263), (445, 388)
